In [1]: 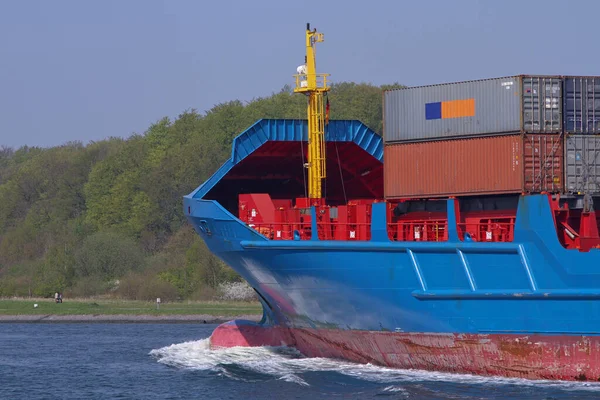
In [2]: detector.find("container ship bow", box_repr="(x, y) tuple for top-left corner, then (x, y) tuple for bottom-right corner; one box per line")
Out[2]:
(184, 25), (600, 381)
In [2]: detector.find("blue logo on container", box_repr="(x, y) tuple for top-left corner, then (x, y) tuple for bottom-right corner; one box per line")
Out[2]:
(425, 102), (442, 120)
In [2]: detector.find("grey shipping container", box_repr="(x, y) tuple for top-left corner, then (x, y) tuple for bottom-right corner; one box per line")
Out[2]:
(384, 76), (562, 143)
(563, 76), (600, 134)
(565, 135), (600, 194)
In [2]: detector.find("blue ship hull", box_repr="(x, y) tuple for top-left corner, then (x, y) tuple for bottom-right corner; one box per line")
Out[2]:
(186, 195), (600, 335)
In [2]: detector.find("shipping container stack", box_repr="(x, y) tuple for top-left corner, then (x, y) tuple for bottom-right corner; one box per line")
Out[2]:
(563, 77), (600, 195)
(383, 75), (600, 200)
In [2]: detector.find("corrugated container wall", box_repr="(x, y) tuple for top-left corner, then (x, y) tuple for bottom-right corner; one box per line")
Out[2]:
(565, 135), (600, 194)
(563, 77), (600, 134)
(384, 76), (562, 143)
(384, 134), (563, 199)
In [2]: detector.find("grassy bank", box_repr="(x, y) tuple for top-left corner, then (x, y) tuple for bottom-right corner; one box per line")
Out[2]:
(0, 298), (262, 316)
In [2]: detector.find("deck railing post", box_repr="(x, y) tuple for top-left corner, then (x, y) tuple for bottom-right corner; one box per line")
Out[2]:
(370, 202), (389, 242)
(310, 206), (319, 241)
(447, 198), (459, 242)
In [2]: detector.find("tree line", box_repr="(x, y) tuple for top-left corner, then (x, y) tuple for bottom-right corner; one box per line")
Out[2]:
(0, 82), (403, 300)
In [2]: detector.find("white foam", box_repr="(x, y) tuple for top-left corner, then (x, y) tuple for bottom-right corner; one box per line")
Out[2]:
(149, 339), (600, 392)
(382, 385), (408, 393)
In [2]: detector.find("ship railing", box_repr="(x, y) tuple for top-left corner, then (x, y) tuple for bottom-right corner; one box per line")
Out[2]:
(247, 223), (312, 240)
(316, 222), (372, 241)
(293, 73), (330, 92)
(248, 222), (373, 241)
(387, 219), (448, 242)
(457, 221), (515, 242)
(249, 220), (515, 242)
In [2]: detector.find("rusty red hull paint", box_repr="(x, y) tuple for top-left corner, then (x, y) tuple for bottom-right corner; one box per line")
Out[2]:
(210, 321), (600, 382)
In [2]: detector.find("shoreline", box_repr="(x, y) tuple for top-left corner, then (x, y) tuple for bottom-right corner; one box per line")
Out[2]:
(0, 314), (262, 324)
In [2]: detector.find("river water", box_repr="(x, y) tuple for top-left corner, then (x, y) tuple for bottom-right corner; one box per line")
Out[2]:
(1, 323), (599, 399)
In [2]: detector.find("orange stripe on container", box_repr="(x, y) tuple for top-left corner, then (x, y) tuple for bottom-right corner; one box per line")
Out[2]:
(441, 99), (475, 119)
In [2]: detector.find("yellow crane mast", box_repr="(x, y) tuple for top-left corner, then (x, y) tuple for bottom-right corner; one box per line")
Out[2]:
(294, 23), (330, 200)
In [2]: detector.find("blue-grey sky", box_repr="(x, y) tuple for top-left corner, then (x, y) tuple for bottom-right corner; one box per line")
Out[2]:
(1, 0), (597, 148)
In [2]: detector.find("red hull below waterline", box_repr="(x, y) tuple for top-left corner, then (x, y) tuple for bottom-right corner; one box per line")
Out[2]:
(210, 321), (600, 382)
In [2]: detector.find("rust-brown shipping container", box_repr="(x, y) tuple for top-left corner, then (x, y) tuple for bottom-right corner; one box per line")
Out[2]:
(384, 134), (563, 199)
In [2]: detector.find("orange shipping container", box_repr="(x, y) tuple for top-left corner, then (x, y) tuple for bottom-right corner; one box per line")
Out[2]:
(384, 134), (563, 199)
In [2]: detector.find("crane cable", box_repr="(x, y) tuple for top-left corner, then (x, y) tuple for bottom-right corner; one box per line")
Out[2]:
(330, 93), (347, 204)
(323, 99), (327, 201)
(335, 138), (347, 205)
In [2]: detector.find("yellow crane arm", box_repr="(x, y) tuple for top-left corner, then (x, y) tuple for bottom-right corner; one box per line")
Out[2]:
(293, 23), (330, 200)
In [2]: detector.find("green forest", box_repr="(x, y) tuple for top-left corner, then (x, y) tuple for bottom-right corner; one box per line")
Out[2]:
(0, 82), (403, 301)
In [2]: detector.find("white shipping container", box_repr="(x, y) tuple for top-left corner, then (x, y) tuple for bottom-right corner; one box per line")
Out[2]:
(565, 135), (600, 194)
